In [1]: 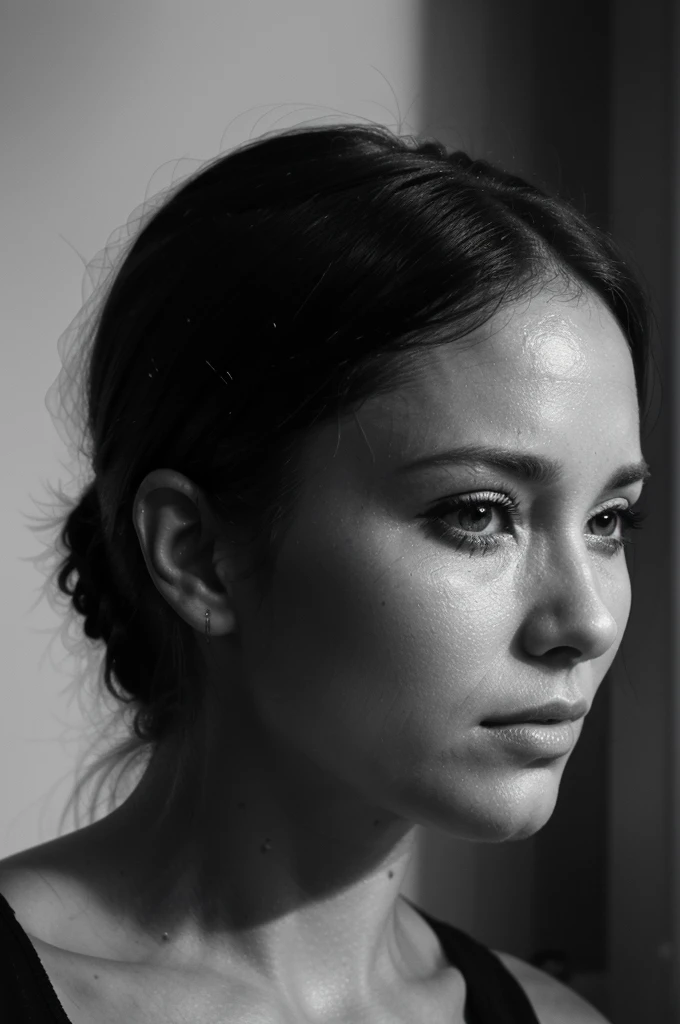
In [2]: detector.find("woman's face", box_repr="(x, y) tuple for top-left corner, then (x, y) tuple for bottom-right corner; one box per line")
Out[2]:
(232, 285), (646, 841)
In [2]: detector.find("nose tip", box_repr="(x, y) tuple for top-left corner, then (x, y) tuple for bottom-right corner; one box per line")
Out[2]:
(521, 605), (618, 663)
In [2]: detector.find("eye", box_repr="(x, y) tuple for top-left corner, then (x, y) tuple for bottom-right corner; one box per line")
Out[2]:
(586, 504), (646, 553)
(589, 510), (619, 537)
(453, 503), (501, 534)
(419, 491), (520, 554)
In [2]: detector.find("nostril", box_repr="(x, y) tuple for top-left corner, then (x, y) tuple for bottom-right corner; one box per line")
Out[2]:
(543, 647), (582, 668)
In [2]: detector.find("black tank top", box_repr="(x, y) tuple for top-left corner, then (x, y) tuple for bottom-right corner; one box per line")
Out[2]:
(0, 892), (540, 1022)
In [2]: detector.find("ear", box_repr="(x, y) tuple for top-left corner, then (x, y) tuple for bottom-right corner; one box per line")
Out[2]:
(132, 468), (238, 639)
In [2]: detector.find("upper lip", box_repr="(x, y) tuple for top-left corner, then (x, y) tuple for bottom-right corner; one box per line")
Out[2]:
(481, 698), (589, 726)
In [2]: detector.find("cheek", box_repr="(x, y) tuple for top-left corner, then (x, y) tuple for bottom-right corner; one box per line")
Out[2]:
(617, 564), (633, 622)
(242, 526), (519, 769)
(601, 556), (633, 656)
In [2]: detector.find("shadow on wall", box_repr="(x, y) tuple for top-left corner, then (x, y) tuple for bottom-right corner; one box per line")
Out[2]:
(417, 0), (610, 225)
(405, 0), (613, 981)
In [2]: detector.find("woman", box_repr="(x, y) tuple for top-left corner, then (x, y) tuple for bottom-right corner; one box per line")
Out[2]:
(0, 124), (649, 1022)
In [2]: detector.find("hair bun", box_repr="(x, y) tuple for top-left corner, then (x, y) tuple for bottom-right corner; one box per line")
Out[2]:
(57, 482), (164, 733)
(57, 484), (117, 644)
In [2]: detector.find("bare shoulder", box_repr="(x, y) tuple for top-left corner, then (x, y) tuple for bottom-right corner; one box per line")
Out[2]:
(0, 836), (94, 942)
(0, 844), (55, 918)
(0, 843), (65, 909)
(0, 847), (283, 1024)
(496, 951), (611, 1024)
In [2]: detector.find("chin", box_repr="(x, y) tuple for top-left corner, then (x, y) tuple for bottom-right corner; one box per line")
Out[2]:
(475, 765), (564, 843)
(407, 761), (565, 844)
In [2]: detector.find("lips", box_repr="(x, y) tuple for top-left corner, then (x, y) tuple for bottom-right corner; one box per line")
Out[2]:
(481, 697), (589, 727)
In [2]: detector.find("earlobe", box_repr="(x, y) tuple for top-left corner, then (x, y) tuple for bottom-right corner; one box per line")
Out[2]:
(132, 468), (237, 638)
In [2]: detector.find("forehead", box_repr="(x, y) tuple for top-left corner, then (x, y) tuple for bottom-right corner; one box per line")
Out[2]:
(435, 285), (634, 387)
(362, 287), (639, 460)
(300, 286), (642, 489)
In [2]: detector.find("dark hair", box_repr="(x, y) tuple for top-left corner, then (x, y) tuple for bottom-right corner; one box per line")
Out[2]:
(53, 123), (650, 752)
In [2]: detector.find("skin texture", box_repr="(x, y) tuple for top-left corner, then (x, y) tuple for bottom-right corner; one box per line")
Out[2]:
(0, 284), (642, 1023)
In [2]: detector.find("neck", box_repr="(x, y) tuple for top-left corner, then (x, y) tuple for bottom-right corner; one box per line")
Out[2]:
(90, 687), (435, 1006)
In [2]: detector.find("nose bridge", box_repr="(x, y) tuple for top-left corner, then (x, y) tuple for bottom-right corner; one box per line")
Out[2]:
(548, 531), (601, 609)
(522, 529), (618, 660)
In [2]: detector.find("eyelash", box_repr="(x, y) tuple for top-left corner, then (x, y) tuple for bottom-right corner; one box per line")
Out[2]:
(420, 491), (647, 557)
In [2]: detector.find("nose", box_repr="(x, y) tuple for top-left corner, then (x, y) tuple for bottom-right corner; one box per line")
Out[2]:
(519, 545), (620, 664)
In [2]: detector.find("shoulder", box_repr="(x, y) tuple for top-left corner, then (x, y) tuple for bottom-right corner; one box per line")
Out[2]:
(495, 951), (611, 1024)
(0, 845), (63, 918)
(0, 839), (100, 947)
(0, 848), (51, 925)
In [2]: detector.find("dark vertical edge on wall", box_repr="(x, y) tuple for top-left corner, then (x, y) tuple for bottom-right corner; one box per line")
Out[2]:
(608, 0), (675, 1021)
(672, 0), (680, 1014)
(529, 0), (612, 229)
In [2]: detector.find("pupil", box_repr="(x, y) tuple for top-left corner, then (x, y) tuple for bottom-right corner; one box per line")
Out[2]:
(595, 512), (617, 536)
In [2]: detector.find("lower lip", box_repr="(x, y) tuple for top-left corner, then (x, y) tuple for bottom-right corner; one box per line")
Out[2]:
(481, 721), (577, 759)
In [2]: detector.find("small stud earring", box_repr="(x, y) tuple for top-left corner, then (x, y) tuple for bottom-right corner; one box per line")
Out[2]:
(205, 608), (211, 645)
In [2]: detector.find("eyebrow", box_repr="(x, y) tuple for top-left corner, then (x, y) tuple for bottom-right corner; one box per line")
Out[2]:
(398, 444), (651, 491)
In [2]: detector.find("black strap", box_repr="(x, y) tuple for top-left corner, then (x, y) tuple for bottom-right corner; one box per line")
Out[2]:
(417, 907), (541, 1024)
(0, 892), (72, 1023)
